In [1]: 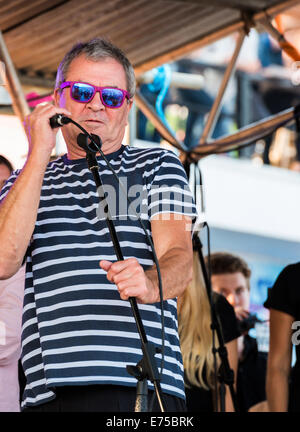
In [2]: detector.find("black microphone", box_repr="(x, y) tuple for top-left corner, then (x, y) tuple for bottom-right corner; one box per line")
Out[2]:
(237, 313), (266, 333)
(77, 133), (102, 153)
(49, 114), (71, 128)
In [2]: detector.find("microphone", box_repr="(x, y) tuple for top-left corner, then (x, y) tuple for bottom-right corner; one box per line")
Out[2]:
(77, 133), (102, 153)
(237, 313), (267, 333)
(49, 114), (71, 128)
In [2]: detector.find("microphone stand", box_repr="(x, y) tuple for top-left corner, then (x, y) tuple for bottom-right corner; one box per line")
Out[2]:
(77, 133), (166, 412)
(193, 233), (238, 412)
(184, 157), (238, 411)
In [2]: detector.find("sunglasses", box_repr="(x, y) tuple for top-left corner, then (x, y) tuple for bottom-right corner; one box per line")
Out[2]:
(59, 81), (131, 108)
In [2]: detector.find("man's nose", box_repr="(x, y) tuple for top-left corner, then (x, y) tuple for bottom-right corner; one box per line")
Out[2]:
(226, 293), (236, 307)
(87, 91), (105, 111)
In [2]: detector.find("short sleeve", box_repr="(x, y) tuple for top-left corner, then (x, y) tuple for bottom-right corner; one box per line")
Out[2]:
(263, 263), (300, 319)
(213, 292), (241, 343)
(147, 150), (198, 225)
(0, 170), (20, 202)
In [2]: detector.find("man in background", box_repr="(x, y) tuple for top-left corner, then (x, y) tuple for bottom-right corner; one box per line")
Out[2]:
(207, 252), (268, 412)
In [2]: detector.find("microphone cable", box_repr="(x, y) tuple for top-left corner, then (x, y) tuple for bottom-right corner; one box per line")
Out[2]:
(191, 157), (219, 411)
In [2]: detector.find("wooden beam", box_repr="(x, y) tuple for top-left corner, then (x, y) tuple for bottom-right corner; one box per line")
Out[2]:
(28, 3), (210, 71)
(159, 0), (264, 10)
(134, 20), (244, 76)
(1, 0), (69, 33)
(0, 30), (30, 123)
(19, 72), (55, 91)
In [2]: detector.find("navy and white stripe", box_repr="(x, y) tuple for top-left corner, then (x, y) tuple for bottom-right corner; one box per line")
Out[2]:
(0, 145), (197, 408)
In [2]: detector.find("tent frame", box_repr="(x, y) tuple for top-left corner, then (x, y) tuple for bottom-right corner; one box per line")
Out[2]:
(0, 0), (299, 159)
(133, 0), (300, 161)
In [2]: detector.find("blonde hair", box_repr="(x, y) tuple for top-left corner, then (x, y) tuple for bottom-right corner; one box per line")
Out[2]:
(178, 251), (219, 390)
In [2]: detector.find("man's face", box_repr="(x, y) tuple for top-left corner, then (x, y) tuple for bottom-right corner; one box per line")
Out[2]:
(55, 55), (132, 156)
(0, 163), (11, 190)
(211, 272), (250, 312)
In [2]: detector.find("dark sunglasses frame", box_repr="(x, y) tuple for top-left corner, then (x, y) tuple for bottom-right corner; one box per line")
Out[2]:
(59, 81), (131, 108)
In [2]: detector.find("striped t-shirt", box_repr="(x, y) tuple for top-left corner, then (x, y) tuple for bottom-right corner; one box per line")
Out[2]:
(0, 145), (197, 409)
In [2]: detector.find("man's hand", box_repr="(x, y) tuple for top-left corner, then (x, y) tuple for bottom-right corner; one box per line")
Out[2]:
(99, 215), (193, 305)
(234, 306), (249, 321)
(23, 102), (71, 164)
(100, 258), (158, 304)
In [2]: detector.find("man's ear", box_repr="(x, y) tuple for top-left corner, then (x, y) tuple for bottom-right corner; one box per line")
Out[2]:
(53, 88), (60, 107)
(127, 98), (133, 111)
(125, 99), (134, 126)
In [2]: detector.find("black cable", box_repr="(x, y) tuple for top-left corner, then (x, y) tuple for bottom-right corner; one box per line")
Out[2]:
(192, 154), (237, 411)
(194, 225), (238, 412)
(65, 118), (166, 383)
(205, 223), (211, 282)
(202, 224), (219, 411)
(191, 157), (219, 410)
(202, 222), (219, 410)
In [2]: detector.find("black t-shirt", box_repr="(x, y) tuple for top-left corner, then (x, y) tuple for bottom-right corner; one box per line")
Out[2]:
(237, 335), (267, 412)
(264, 262), (300, 319)
(185, 292), (240, 412)
(264, 262), (300, 368)
(264, 262), (300, 412)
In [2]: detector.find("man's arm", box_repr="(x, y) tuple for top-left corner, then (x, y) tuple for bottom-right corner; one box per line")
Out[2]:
(0, 154), (49, 279)
(224, 338), (238, 412)
(100, 214), (193, 303)
(266, 308), (293, 411)
(0, 103), (71, 279)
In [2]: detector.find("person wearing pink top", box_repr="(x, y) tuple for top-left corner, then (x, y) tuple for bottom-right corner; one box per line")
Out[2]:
(0, 266), (25, 411)
(0, 155), (25, 412)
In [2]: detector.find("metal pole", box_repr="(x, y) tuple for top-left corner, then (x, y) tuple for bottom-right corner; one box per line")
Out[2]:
(134, 89), (187, 152)
(0, 30), (30, 124)
(199, 30), (246, 144)
(191, 107), (295, 157)
(137, 71), (204, 90)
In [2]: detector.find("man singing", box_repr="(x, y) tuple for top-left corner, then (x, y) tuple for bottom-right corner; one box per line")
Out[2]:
(0, 38), (196, 412)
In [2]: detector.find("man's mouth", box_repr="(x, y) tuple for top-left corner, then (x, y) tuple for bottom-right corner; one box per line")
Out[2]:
(84, 119), (103, 124)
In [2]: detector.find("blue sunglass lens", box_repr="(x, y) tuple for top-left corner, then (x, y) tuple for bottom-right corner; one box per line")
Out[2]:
(72, 83), (94, 102)
(101, 88), (124, 107)
(71, 84), (125, 106)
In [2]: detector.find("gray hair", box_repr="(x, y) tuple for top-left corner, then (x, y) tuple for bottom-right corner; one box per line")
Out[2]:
(55, 38), (136, 97)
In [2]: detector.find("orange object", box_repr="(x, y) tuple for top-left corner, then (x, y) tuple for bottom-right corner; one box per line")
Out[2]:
(273, 14), (300, 62)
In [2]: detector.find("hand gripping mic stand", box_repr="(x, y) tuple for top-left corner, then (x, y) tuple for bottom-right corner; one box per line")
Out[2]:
(76, 132), (166, 412)
(193, 233), (238, 412)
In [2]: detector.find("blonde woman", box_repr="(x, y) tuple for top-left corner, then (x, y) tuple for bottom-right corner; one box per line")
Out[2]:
(178, 251), (240, 412)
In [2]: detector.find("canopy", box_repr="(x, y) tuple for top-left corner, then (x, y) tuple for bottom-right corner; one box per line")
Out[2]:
(0, 0), (296, 80)
(0, 0), (300, 159)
